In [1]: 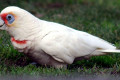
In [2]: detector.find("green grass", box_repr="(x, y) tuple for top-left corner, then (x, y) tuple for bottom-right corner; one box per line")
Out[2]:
(0, 0), (120, 75)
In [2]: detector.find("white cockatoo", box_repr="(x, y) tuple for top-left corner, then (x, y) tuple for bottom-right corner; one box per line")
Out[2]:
(0, 6), (120, 68)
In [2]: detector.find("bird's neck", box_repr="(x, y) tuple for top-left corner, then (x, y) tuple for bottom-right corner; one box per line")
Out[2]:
(11, 37), (27, 44)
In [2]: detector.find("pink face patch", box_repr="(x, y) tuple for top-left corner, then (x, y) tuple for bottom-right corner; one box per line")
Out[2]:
(11, 37), (27, 44)
(0, 13), (8, 24)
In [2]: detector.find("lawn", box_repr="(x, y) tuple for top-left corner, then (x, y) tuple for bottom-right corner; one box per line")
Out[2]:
(0, 0), (120, 76)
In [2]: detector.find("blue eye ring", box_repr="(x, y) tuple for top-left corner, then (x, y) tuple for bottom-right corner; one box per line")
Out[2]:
(6, 14), (15, 24)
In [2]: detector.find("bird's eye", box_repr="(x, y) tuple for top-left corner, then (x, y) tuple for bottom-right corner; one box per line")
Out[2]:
(6, 14), (15, 24)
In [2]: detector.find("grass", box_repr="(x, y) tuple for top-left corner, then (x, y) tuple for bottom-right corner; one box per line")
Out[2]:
(0, 0), (120, 75)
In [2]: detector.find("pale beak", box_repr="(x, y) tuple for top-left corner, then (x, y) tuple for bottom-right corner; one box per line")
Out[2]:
(0, 17), (6, 30)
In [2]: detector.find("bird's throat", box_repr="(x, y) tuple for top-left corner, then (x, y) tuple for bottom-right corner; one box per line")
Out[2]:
(11, 37), (27, 44)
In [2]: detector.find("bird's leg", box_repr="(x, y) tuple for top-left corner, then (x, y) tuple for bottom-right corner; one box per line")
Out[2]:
(54, 64), (67, 69)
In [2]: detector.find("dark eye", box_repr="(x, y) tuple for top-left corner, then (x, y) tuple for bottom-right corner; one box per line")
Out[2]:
(6, 14), (15, 24)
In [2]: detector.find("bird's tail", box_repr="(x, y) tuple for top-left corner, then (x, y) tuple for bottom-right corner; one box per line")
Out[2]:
(96, 49), (120, 53)
(91, 49), (120, 56)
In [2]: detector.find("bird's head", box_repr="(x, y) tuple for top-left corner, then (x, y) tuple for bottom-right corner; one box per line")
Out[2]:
(0, 6), (28, 29)
(0, 6), (40, 40)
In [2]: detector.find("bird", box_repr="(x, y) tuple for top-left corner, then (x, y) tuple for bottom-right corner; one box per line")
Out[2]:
(0, 6), (120, 68)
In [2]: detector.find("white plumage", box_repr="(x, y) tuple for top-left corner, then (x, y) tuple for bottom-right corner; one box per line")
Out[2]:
(0, 6), (120, 68)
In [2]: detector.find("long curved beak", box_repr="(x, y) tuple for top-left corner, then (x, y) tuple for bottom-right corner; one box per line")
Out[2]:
(0, 17), (6, 30)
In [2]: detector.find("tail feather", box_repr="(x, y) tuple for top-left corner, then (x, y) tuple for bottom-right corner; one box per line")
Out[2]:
(97, 49), (120, 53)
(91, 49), (120, 56)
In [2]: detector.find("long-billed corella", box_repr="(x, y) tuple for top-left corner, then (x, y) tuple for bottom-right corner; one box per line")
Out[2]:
(0, 6), (120, 68)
